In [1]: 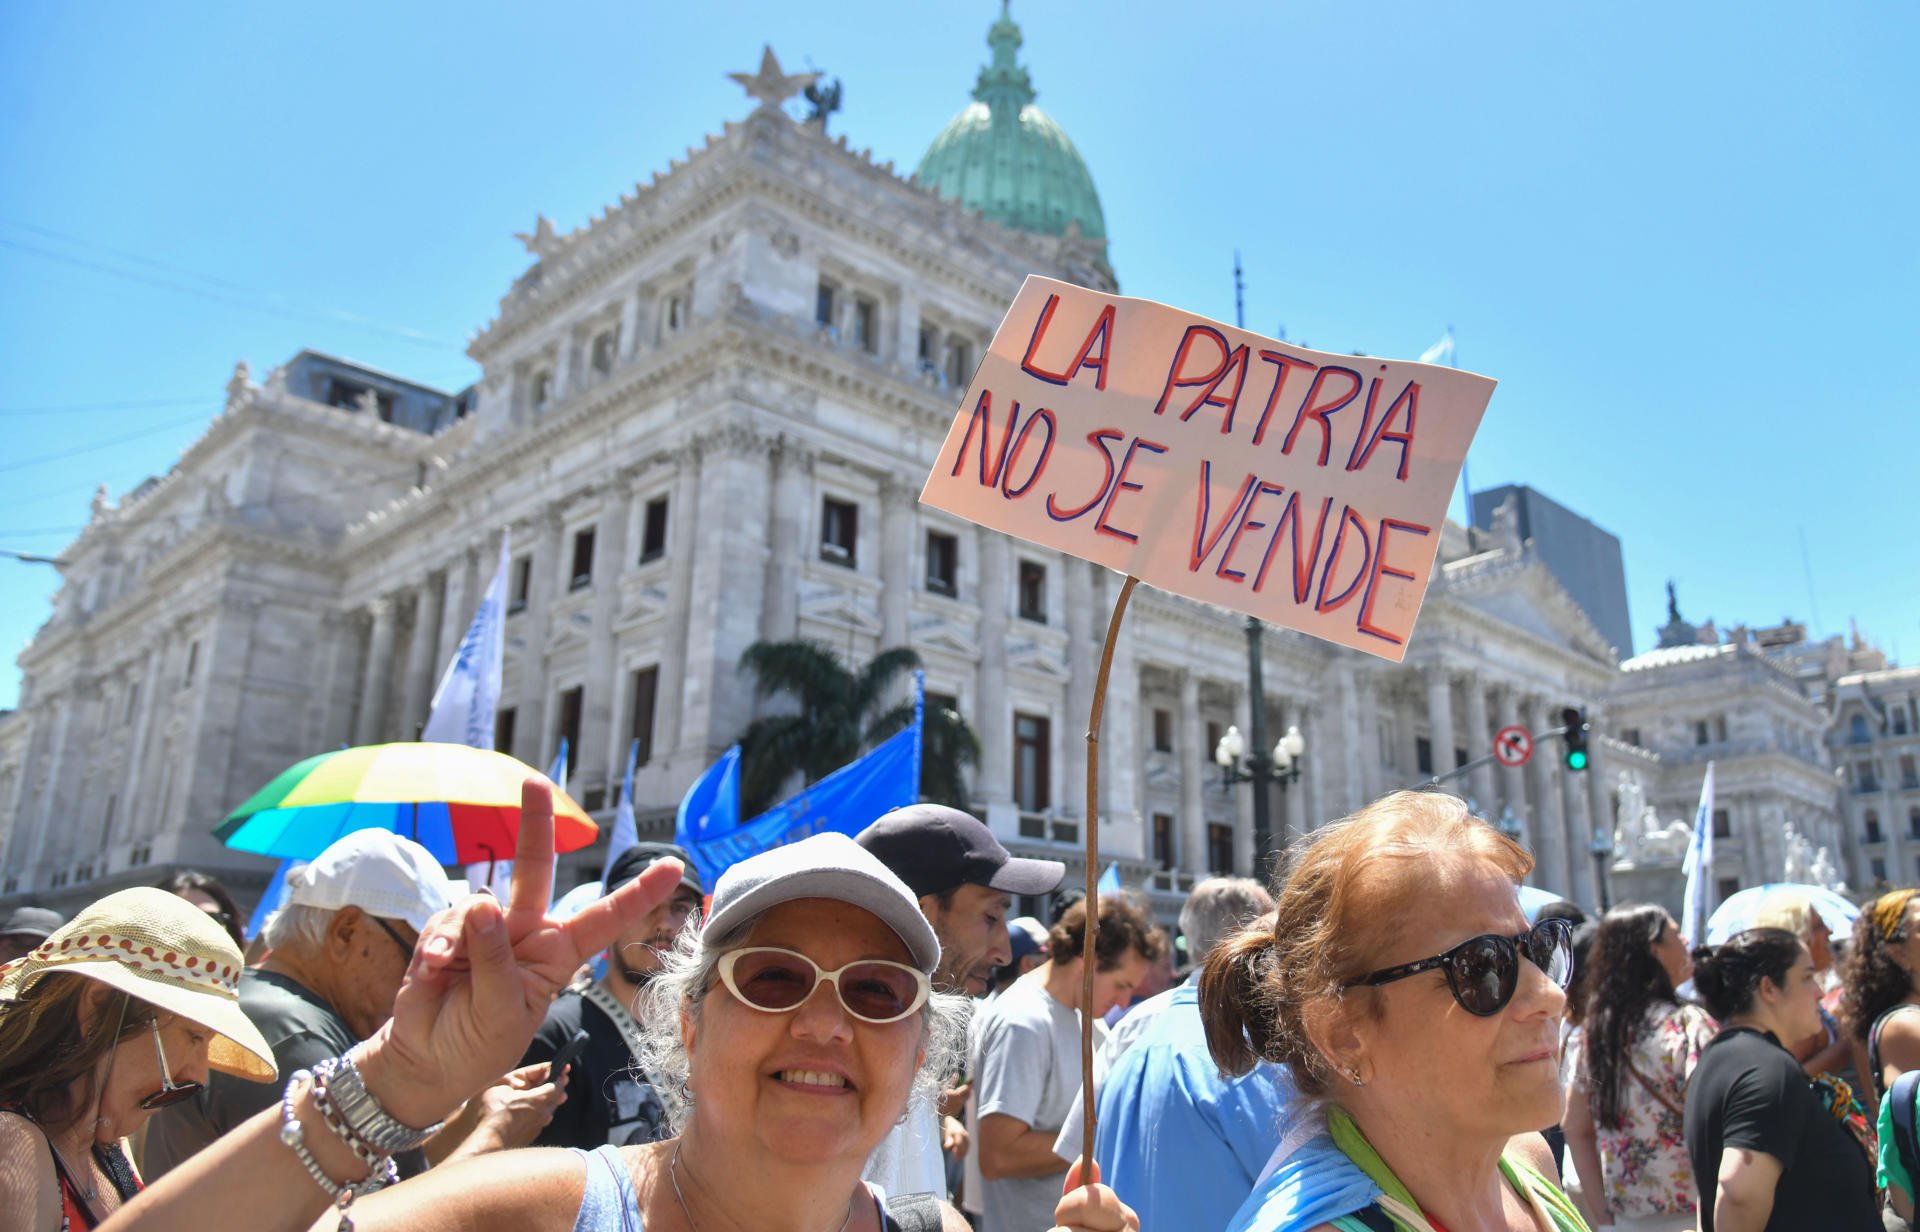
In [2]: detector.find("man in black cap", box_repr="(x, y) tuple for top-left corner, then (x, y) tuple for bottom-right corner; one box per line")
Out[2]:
(856, 803), (1065, 1201)
(519, 842), (704, 1148)
(0, 906), (63, 964)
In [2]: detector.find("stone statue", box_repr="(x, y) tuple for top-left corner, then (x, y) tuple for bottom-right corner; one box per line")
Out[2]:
(1667, 580), (1681, 625)
(1489, 494), (1522, 551)
(1810, 846), (1847, 894)
(1782, 823), (1815, 885)
(803, 77), (842, 129)
(225, 360), (252, 409)
(729, 46), (819, 111)
(514, 215), (560, 260)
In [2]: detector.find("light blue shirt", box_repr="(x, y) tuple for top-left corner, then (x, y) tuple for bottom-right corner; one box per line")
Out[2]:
(1091, 979), (1299, 1232)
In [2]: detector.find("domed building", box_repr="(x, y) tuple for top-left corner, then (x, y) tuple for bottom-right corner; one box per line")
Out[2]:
(914, 4), (1112, 280)
(5, 17), (1807, 927)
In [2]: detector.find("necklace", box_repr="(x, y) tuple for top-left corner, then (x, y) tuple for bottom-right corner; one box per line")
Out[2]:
(669, 1143), (856, 1232)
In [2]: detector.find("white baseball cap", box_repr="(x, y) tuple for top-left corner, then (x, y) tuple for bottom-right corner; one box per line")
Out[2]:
(703, 833), (940, 974)
(284, 830), (454, 933)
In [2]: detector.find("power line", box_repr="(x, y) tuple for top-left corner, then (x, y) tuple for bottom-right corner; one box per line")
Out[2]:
(0, 229), (466, 354)
(0, 411), (213, 478)
(0, 395), (212, 418)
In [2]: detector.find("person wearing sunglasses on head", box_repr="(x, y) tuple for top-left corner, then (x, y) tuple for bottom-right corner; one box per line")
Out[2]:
(1199, 790), (1591, 1232)
(0, 887), (279, 1230)
(100, 783), (1138, 1232)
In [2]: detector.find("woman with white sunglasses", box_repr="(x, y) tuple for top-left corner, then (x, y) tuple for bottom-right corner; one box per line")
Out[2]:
(104, 782), (1134, 1232)
(1200, 791), (1591, 1232)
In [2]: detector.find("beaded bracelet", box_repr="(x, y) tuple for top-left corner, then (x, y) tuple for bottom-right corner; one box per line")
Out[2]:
(279, 1069), (390, 1232)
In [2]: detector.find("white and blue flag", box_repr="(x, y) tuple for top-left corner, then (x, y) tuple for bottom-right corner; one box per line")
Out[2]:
(1680, 762), (1717, 946)
(601, 738), (642, 886)
(422, 531), (510, 749)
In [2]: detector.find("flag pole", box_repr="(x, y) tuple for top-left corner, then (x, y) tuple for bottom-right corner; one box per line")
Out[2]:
(1079, 573), (1139, 1186)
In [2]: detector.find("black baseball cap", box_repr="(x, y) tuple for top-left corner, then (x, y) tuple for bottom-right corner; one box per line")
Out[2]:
(856, 804), (1065, 898)
(605, 842), (703, 897)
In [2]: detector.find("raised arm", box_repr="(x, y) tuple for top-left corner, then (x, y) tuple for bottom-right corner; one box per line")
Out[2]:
(101, 779), (684, 1232)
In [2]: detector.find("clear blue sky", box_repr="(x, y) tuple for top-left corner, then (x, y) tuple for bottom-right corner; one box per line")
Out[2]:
(2, 1), (1915, 710)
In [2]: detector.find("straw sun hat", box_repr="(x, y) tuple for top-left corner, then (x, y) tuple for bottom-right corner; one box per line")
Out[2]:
(0, 887), (278, 1082)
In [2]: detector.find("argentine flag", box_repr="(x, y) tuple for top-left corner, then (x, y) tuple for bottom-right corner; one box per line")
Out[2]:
(422, 530), (510, 748)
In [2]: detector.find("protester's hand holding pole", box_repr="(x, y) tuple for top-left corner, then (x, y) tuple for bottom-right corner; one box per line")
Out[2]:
(1051, 1158), (1139, 1232)
(101, 778), (684, 1232)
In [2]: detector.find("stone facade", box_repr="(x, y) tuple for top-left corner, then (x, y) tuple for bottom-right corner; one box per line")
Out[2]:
(1832, 665), (1920, 890)
(0, 58), (1888, 925)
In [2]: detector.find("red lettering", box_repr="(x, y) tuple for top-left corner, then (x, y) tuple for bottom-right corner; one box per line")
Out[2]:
(1312, 504), (1373, 614)
(1189, 462), (1259, 574)
(1020, 296), (1118, 391)
(1281, 366), (1362, 466)
(1350, 381), (1420, 481)
(1045, 430), (1125, 522)
(1356, 518), (1431, 645)
(1249, 351), (1320, 446)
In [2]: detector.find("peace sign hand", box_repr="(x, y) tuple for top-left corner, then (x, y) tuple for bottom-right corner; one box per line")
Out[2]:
(355, 777), (684, 1128)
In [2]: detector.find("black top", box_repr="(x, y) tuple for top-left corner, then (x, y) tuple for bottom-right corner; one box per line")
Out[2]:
(1683, 1026), (1879, 1232)
(521, 987), (669, 1148)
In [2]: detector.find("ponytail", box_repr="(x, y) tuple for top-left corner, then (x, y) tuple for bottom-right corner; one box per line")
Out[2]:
(1200, 921), (1280, 1077)
(1690, 928), (1801, 1021)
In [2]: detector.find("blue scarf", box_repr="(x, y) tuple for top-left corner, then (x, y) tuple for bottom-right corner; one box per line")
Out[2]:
(1226, 1120), (1383, 1232)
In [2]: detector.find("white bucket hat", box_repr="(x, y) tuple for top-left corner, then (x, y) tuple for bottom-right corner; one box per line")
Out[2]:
(0, 887), (278, 1082)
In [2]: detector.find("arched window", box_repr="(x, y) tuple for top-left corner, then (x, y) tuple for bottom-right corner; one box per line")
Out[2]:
(531, 371), (552, 412)
(591, 329), (617, 375)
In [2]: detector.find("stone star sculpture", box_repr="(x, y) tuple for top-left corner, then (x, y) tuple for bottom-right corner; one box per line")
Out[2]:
(729, 46), (818, 110)
(515, 214), (559, 259)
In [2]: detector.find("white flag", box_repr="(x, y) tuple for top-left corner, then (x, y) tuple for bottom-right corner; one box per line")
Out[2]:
(1680, 762), (1717, 945)
(423, 530), (510, 748)
(1419, 326), (1457, 368)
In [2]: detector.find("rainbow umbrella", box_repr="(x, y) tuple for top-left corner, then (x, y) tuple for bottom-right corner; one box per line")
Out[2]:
(216, 742), (598, 864)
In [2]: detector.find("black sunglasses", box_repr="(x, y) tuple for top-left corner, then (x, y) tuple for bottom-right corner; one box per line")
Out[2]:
(369, 916), (418, 959)
(140, 1021), (205, 1110)
(1343, 917), (1574, 1017)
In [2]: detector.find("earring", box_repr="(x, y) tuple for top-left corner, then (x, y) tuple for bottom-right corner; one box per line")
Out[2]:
(1346, 1067), (1366, 1087)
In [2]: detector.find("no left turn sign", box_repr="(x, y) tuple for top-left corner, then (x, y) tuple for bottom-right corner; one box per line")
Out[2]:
(1493, 725), (1533, 768)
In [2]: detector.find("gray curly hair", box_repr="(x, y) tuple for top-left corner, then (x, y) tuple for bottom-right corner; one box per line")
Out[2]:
(635, 911), (971, 1134)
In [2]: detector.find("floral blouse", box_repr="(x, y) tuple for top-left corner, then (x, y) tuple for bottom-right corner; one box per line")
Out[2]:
(1569, 1002), (1718, 1219)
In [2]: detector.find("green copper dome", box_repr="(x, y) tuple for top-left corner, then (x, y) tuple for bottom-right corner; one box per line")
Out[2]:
(914, 4), (1108, 246)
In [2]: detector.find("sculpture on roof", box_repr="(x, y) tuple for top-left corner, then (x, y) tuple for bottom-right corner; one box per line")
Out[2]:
(803, 76), (842, 130)
(729, 46), (818, 111)
(515, 215), (560, 260)
(1489, 493), (1522, 552)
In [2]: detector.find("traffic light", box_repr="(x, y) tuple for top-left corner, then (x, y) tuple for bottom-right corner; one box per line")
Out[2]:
(1561, 706), (1589, 772)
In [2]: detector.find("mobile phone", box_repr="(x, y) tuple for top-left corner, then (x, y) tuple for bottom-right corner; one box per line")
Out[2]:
(547, 1028), (589, 1080)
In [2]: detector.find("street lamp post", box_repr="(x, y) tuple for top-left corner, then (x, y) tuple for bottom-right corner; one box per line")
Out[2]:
(1212, 619), (1306, 878)
(1590, 828), (1615, 911)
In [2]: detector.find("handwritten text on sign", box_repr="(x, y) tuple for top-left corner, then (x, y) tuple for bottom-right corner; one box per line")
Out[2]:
(919, 277), (1496, 662)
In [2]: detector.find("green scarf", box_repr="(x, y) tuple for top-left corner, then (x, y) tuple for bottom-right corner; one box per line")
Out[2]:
(1324, 1107), (1592, 1232)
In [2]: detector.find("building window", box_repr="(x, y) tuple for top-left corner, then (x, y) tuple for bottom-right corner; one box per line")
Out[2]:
(569, 527), (596, 591)
(1896, 709), (1912, 736)
(1866, 810), (1884, 844)
(555, 686), (584, 780)
(181, 640), (199, 688)
(1018, 561), (1047, 623)
(1858, 760), (1882, 793)
(495, 707), (517, 755)
(1207, 823), (1235, 875)
(924, 530), (957, 596)
(531, 371), (552, 412)
(1874, 857), (1890, 883)
(1013, 713), (1051, 814)
(1901, 755), (1918, 790)
(1621, 727), (1642, 748)
(852, 296), (877, 354)
(590, 329), (617, 375)
(639, 496), (669, 564)
(1909, 808), (1920, 842)
(629, 666), (658, 767)
(1152, 813), (1175, 871)
(508, 555), (532, 614)
(815, 280), (837, 331)
(1715, 876), (1740, 903)
(1711, 808), (1731, 839)
(662, 292), (688, 336)
(1415, 736), (1434, 776)
(1206, 721), (1225, 763)
(946, 339), (973, 388)
(1851, 714), (1873, 744)
(820, 497), (858, 567)
(925, 691), (960, 783)
(1152, 708), (1173, 754)
(917, 324), (939, 374)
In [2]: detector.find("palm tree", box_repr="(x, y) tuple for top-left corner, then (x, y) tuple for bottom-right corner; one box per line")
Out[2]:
(734, 640), (980, 816)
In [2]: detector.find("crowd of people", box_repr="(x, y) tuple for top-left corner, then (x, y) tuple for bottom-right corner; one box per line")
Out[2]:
(5, 783), (1920, 1231)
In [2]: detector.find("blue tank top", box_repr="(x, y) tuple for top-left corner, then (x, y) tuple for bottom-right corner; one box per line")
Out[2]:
(568, 1145), (891, 1231)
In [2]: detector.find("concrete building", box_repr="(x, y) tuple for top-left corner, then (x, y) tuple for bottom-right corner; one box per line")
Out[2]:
(1473, 483), (1633, 659)
(0, 21), (1835, 925)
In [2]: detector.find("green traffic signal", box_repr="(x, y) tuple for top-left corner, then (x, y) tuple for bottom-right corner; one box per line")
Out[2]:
(1560, 706), (1590, 772)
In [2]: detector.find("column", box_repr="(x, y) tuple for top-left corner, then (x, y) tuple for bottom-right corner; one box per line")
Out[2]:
(586, 477), (635, 784)
(1337, 668), (1366, 812)
(398, 580), (442, 739)
(1179, 671), (1207, 876)
(551, 328), (577, 402)
(436, 546), (475, 673)
(760, 441), (807, 642)
(24, 693), (74, 885)
(1284, 700), (1310, 841)
(309, 611), (352, 752)
(658, 451), (703, 770)
(975, 530), (1012, 811)
(1524, 695), (1570, 896)
(1463, 678), (1495, 812)
(354, 597), (396, 745)
(878, 475), (913, 648)
(514, 510), (565, 762)
(1395, 682), (1421, 789)
(1425, 666), (1457, 795)
(1587, 746), (1615, 901)
(118, 645), (164, 846)
(618, 285), (643, 361)
(1062, 559), (1095, 823)
(1355, 669), (1382, 802)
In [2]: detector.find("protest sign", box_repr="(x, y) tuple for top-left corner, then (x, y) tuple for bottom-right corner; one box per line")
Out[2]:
(920, 277), (1496, 661)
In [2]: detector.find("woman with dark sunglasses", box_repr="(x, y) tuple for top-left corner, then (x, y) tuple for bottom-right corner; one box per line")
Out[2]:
(1684, 928), (1880, 1232)
(0, 888), (278, 1230)
(1200, 790), (1590, 1231)
(102, 782), (1136, 1232)
(1561, 904), (1714, 1231)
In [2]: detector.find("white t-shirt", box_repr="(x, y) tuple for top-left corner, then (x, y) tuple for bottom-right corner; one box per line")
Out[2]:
(974, 976), (1104, 1232)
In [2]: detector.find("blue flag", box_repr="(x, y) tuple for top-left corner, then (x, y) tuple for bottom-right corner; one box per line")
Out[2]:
(674, 744), (743, 852)
(246, 858), (305, 941)
(422, 531), (509, 748)
(601, 739), (642, 886)
(1098, 862), (1122, 894)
